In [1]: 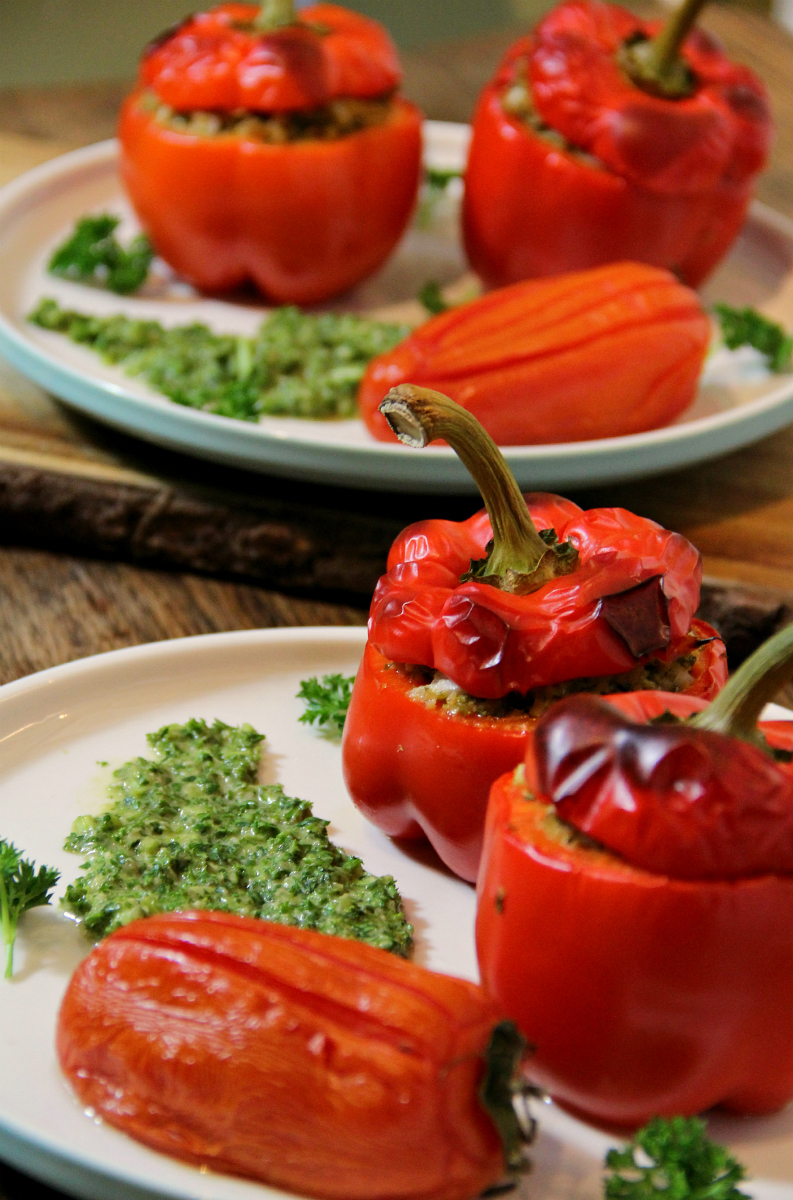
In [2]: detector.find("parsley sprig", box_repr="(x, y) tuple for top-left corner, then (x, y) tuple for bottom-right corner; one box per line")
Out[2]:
(715, 303), (793, 373)
(605, 1117), (748, 1200)
(297, 673), (355, 738)
(48, 214), (153, 294)
(0, 839), (59, 979)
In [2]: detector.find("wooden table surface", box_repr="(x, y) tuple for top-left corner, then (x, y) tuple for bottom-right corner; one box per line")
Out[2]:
(2, 8), (793, 1197)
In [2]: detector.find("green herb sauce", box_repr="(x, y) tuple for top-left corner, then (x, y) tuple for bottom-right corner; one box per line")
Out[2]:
(63, 719), (412, 956)
(29, 298), (408, 421)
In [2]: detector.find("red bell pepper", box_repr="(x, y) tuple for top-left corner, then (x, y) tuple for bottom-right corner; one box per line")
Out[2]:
(58, 912), (533, 1199)
(463, 0), (772, 289)
(119, 2), (422, 304)
(476, 623), (793, 1127)
(359, 262), (710, 446)
(342, 387), (726, 881)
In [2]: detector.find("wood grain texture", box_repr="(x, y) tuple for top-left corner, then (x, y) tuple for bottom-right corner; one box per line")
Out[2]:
(0, 547), (366, 686)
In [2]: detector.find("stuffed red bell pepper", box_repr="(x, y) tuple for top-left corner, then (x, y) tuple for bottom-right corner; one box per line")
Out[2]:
(342, 386), (726, 881)
(463, 0), (772, 289)
(359, 261), (710, 446)
(119, 0), (422, 304)
(477, 624), (793, 1127)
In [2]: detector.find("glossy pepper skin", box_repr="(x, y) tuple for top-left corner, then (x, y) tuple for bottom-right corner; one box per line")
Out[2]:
(359, 263), (709, 446)
(57, 912), (517, 1200)
(119, 4), (422, 304)
(342, 629), (726, 882)
(476, 690), (793, 1127)
(463, 2), (772, 289)
(367, 493), (716, 700)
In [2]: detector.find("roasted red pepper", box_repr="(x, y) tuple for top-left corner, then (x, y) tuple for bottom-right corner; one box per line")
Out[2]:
(359, 262), (710, 446)
(342, 387), (726, 881)
(119, 2), (422, 303)
(57, 912), (533, 1199)
(463, 0), (772, 289)
(477, 625), (793, 1127)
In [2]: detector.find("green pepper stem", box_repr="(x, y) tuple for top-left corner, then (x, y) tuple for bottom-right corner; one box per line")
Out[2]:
(620, 0), (708, 99)
(380, 386), (559, 582)
(691, 620), (793, 744)
(254, 0), (297, 31)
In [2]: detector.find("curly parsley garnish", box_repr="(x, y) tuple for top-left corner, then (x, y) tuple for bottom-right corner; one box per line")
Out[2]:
(605, 1117), (749, 1200)
(297, 673), (355, 737)
(715, 303), (793, 373)
(0, 839), (59, 979)
(49, 214), (153, 294)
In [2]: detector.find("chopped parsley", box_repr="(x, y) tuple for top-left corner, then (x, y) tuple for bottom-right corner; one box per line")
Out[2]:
(298, 673), (355, 738)
(714, 303), (793, 373)
(62, 718), (412, 956)
(29, 298), (408, 421)
(48, 214), (153, 294)
(0, 839), (59, 979)
(419, 280), (450, 315)
(605, 1117), (748, 1200)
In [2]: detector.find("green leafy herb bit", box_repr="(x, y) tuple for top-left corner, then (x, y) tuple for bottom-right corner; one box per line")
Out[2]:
(48, 215), (153, 295)
(424, 167), (462, 189)
(605, 1116), (749, 1200)
(715, 303), (793, 373)
(29, 298), (408, 421)
(298, 673), (355, 737)
(419, 280), (450, 315)
(0, 839), (59, 979)
(63, 718), (411, 955)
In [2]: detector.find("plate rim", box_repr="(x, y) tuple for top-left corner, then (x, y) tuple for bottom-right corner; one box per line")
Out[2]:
(0, 624), (371, 1200)
(1, 135), (793, 491)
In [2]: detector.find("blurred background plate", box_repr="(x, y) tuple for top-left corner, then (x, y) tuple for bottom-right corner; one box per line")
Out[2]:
(0, 125), (792, 493)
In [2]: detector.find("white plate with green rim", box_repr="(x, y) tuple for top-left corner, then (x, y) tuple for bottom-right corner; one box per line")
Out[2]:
(0, 123), (792, 492)
(1, 625), (793, 1200)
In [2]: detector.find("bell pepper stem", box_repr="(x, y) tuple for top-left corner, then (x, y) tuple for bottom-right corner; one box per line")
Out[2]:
(380, 386), (578, 590)
(479, 1021), (537, 1178)
(254, 0), (297, 31)
(691, 620), (793, 744)
(620, 0), (708, 99)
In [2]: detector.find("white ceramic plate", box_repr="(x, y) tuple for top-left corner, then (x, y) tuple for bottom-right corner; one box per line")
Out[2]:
(1, 127), (793, 493)
(2, 626), (793, 1200)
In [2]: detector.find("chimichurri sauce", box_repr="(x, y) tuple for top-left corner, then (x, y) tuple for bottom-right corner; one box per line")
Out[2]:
(63, 719), (412, 956)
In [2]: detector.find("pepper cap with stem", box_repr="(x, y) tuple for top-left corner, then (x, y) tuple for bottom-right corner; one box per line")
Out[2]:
(254, 0), (297, 32)
(691, 619), (793, 750)
(379, 385), (579, 594)
(619, 0), (709, 100)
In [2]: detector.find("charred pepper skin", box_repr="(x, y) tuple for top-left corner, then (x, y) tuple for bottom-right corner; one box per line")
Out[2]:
(476, 691), (793, 1128)
(463, 2), (772, 288)
(119, 4), (422, 304)
(57, 912), (516, 1200)
(342, 632), (725, 883)
(367, 493), (719, 700)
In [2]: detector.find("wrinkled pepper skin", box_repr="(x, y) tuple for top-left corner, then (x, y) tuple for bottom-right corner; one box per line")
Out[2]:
(119, 5), (422, 304)
(463, 2), (772, 289)
(368, 493), (720, 700)
(57, 912), (509, 1200)
(531, 693), (793, 879)
(342, 632), (725, 882)
(359, 263), (709, 445)
(476, 691), (793, 1127)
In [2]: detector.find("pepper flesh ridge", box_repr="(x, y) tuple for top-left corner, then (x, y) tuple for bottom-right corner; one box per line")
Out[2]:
(57, 912), (508, 1200)
(342, 634), (726, 883)
(359, 262), (710, 445)
(369, 493), (708, 699)
(476, 711), (793, 1127)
